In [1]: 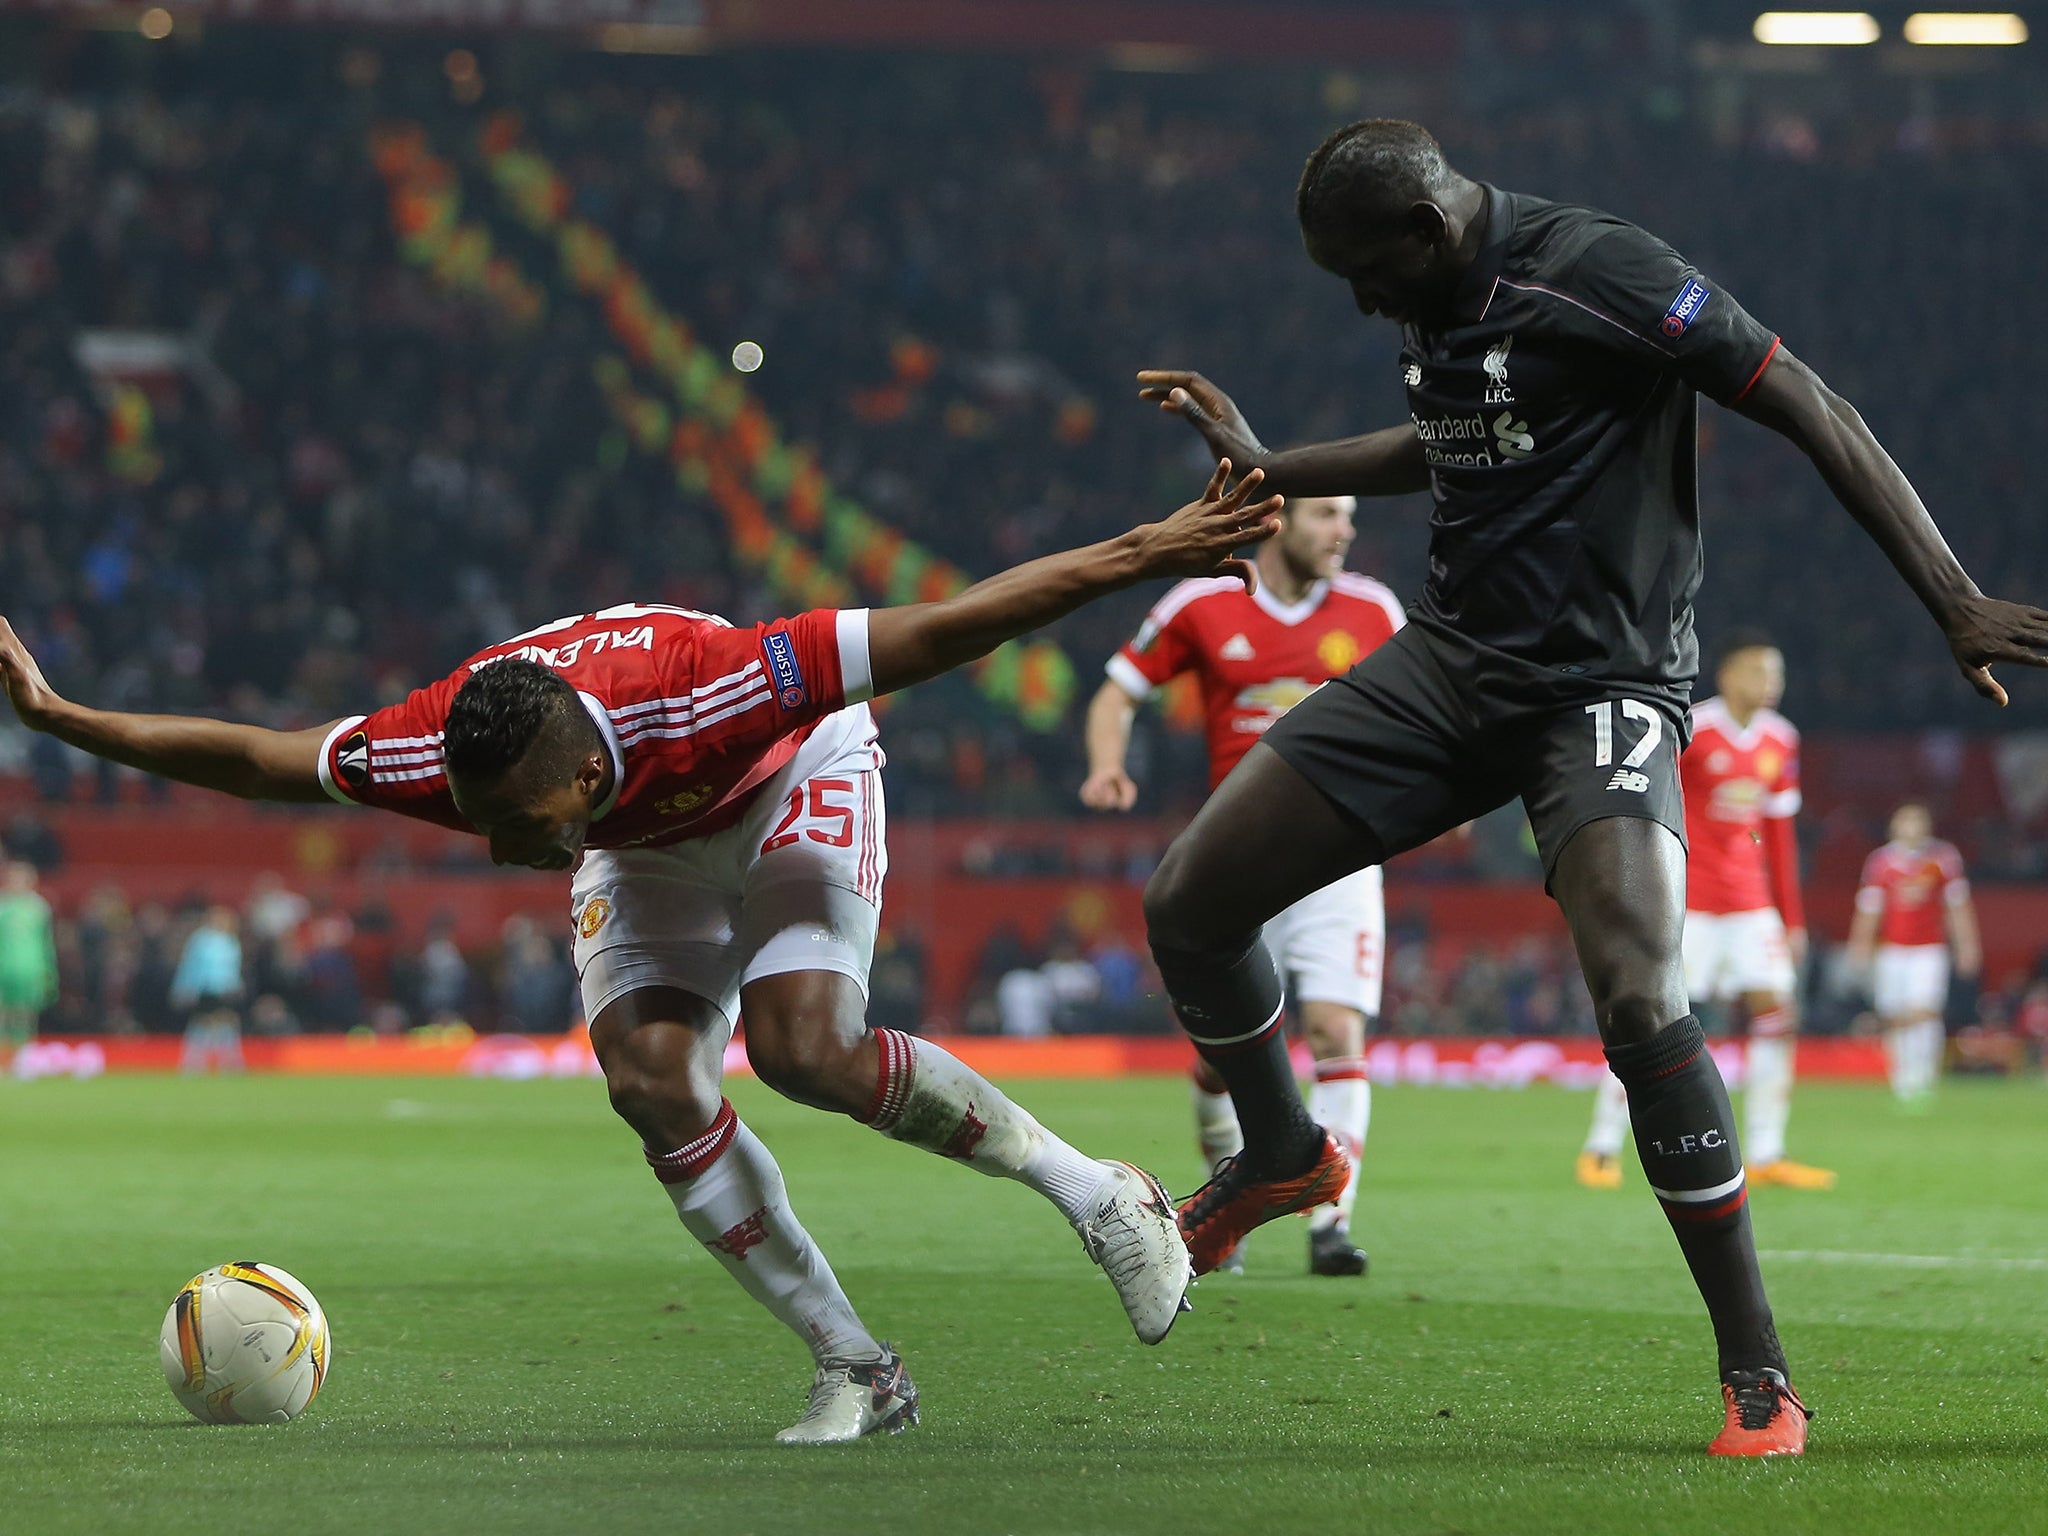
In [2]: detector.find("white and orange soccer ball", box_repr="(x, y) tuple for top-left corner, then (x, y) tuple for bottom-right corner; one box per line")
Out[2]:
(159, 1262), (331, 1424)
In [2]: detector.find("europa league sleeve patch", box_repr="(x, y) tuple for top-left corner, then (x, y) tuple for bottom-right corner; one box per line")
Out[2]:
(336, 729), (370, 790)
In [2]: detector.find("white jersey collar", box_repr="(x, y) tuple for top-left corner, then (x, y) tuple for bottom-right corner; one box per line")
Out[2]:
(578, 691), (625, 821)
(1251, 577), (1329, 628)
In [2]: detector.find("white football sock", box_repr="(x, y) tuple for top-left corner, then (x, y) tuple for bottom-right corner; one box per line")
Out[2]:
(866, 1029), (1108, 1224)
(1190, 1071), (1245, 1175)
(1916, 1017), (1947, 1096)
(1884, 1024), (1910, 1098)
(1583, 1070), (1631, 1158)
(1744, 1028), (1795, 1168)
(648, 1102), (881, 1366)
(1308, 1059), (1370, 1231)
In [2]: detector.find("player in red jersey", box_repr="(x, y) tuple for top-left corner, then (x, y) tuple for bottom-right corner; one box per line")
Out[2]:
(1846, 803), (1980, 1108)
(1080, 494), (1403, 1276)
(0, 463), (1281, 1444)
(1578, 633), (1836, 1191)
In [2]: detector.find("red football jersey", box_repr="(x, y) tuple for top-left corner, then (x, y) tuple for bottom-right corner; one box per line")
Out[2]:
(1856, 839), (1969, 948)
(316, 603), (874, 849)
(1682, 696), (1803, 923)
(1108, 572), (1405, 788)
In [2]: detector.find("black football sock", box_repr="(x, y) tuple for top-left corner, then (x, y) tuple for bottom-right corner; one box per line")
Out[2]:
(1605, 1015), (1789, 1381)
(1152, 934), (1321, 1178)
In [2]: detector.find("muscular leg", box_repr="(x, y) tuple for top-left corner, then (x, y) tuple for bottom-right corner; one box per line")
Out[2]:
(1144, 743), (1385, 1179)
(590, 985), (883, 1367)
(1551, 819), (1787, 1380)
(1300, 1001), (1370, 1233)
(741, 969), (1116, 1224)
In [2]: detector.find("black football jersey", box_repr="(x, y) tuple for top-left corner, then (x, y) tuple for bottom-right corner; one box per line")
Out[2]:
(1400, 185), (1779, 687)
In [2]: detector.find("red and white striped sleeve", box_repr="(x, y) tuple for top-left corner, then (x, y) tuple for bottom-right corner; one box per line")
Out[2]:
(316, 673), (470, 832)
(1107, 579), (1223, 700)
(678, 608), (871, 756)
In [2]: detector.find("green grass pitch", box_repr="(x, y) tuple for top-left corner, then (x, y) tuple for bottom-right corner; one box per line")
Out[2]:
(4, 1072), (2048, 1535)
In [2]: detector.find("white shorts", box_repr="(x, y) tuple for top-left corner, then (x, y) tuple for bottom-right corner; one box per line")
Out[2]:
(1682, 908), (1796, 1003)
(1263, 865), (1385, 1017)
(570, 705), (886, 1029)
(1873, 944), (1949, 1020)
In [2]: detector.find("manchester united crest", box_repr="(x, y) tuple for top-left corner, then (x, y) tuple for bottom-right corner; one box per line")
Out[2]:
(1316, 630), (1362, 674)
(577, 897), (613, 940)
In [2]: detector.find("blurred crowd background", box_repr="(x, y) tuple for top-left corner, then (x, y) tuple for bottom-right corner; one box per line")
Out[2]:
(3, 4), (2048, 1047)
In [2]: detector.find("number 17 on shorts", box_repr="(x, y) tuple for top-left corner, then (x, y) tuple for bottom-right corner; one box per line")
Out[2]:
(1586, 699), (1662, 795)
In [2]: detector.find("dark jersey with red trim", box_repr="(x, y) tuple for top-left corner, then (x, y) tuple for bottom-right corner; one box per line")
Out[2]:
(1400, 184), (1779, 687)
(315, 603), (874, 850)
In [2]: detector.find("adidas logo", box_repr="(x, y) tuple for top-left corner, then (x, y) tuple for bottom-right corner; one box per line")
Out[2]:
(1220, 634), (1255, 660)
(1606, 769), (1651, 794)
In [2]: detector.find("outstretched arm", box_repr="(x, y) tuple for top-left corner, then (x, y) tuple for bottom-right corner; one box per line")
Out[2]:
(866, 461), (1281, 698)
(1136, 371), (1429, 499)
(0, 618), (334, 803)
(1733, 346), (2048, 705)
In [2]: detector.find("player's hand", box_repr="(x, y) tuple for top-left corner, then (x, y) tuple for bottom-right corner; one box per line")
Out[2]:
(1136, 370), (1264, 466)
(1942, 594), (2048, 706)
(0, 616), (61, 731)
(1079, 766), (1139, 813)
(1132, 459), (1282, 591)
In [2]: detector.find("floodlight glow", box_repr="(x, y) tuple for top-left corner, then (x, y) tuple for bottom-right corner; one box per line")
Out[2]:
(138, 7), (174, 39)
(732, 341), (764, 373)
(1903, 12), (2028, 43)
(1752, 12), (1881, 43)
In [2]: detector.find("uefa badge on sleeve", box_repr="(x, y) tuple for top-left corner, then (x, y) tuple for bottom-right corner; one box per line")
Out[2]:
(1662, 278), (1711, 338)
(762, 631), (808, 708)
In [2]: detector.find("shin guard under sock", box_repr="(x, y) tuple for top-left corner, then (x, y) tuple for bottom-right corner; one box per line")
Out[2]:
(647, 1102), (881, 1366)
(861, 1029), (1108, 1223)
(1606, 1016), (1786, 1379)
(1152, 935), (1320, 1177)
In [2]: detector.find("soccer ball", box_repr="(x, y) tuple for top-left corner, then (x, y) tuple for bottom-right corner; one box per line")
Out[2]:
(159, 1262), (331, 1424)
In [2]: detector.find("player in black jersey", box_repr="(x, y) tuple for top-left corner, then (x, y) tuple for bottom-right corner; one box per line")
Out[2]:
(1136, 119), (2048, 1457)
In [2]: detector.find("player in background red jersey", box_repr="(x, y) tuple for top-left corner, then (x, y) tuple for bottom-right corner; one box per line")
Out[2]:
(1578, 633), (1836, 1191)
(1081, 494), (1404, 1276)
(0, 463), (1282, 1444)
(1846, 803), (1980, 1107)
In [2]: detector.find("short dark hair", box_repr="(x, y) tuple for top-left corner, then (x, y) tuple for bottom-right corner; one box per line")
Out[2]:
(1713, 628), (1780, 671)
(1296, 118), (1457, 241)
(443, 658), (595, 789)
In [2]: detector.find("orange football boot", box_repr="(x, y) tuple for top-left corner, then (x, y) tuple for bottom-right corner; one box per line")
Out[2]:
(1708, 1368), (1811, 1457)
(1177, 1131), (1350, 1276)
(1574, 1150), (1623, 1190)
(1750, 1158), (1838, 1191)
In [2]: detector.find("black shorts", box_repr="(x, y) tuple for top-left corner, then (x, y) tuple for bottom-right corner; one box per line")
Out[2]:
(1263, 617), (1690, 883)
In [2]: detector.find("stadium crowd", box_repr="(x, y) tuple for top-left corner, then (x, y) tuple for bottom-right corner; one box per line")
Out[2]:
(5, 40), (2048, 1041)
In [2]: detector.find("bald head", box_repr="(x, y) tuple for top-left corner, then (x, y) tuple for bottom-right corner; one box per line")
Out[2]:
(1297, 119), (1462, 247)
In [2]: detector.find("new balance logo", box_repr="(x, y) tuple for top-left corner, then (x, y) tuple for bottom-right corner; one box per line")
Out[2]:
(712, 1206), (771, 1260)
(1607, 769), (1651, 794)
(1220, 634), (1255, 660)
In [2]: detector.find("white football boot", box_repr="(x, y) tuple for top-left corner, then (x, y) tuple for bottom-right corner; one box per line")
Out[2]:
(1075, 1160), (1193, 1345)
(774, 1346), (919, 1445)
